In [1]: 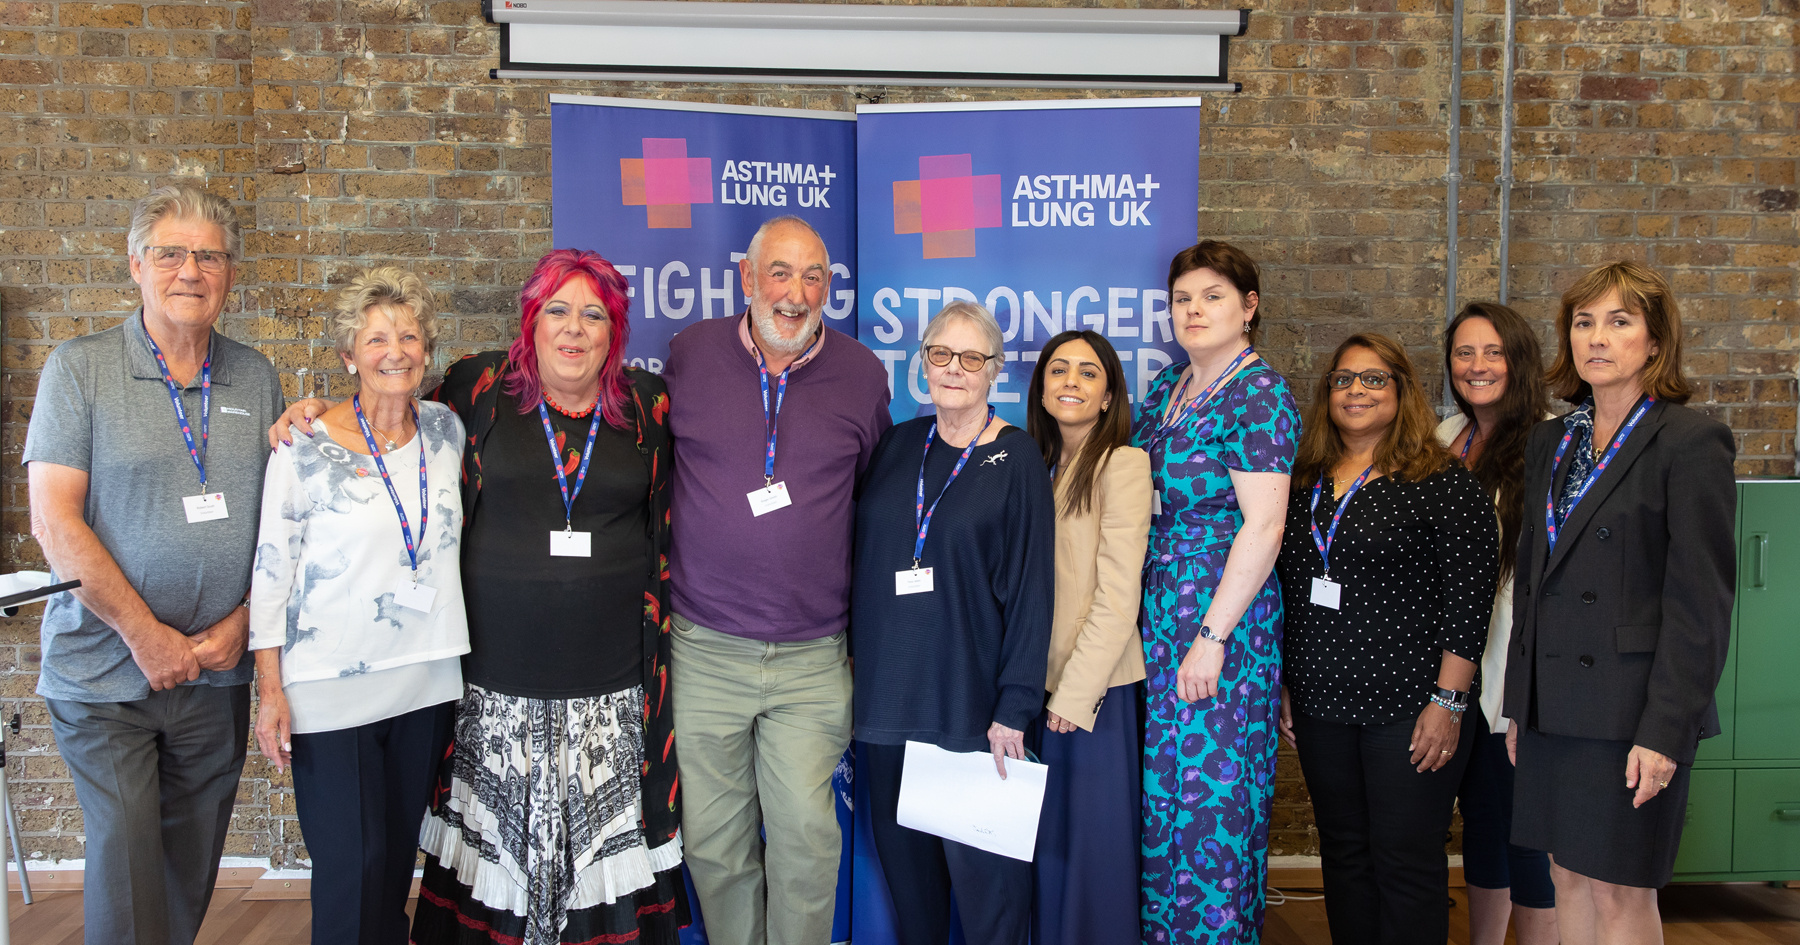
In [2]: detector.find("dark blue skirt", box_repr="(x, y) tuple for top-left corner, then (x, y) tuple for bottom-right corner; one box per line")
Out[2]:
(1032, 682), (1144, 945)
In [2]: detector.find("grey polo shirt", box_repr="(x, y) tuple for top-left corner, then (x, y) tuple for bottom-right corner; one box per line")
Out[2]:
(23, 310), (284, 702)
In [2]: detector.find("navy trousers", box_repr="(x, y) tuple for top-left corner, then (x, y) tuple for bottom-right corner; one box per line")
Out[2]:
(290, 701), (456, 945)
(863, 741), (1033, 945)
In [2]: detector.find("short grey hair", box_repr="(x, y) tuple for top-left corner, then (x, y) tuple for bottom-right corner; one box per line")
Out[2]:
(922, 300), (1006, 383)
(746, 215), (831, 272)
(127, 184), (240, 261)
(331, 266), (441, 361)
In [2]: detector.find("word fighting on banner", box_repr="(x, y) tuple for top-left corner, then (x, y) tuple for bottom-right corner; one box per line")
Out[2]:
(550, 94), (858, 375)
(855, 99), (1203, 427)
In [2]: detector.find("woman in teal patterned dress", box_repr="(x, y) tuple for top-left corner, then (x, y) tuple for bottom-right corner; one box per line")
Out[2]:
(1134, 242), (1299, 944)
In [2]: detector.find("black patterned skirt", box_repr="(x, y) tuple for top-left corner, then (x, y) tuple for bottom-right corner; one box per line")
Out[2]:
(411, 684), (687, 945)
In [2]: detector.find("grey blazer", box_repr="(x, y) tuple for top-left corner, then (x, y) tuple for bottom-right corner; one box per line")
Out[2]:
(1502, 399), (1737, 765)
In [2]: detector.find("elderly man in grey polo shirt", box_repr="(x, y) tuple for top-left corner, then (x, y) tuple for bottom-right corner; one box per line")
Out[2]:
(24, 184), (283, 945)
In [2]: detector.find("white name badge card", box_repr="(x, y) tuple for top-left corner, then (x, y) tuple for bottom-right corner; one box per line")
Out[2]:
(550, 530), (593, 557)
(1311, 576), (1342, 610)
(394, 580), (437, 613)
(747, 481), (793, 517)
(896, 567), (934, 596)
(183, 492), (228, 523)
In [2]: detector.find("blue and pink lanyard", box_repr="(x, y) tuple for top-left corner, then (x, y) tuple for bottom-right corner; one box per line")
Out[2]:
(352, 395), (427, 578)
(1459, 422), (1479, 460)
(1545, 395), (1654, 553)
(538, 400), (602, 531)
(145, 332), (211, 489)
(913, 406), (995, 568)
(754, 334), (820, 486)
(1309, 465), (1375, 581)
(1150, 347), (1256, 450)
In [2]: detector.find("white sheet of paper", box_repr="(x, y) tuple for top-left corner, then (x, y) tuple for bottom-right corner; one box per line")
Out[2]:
(895, 740), (1048, 862)
(393, 580), (437, 613)
(1311, 576), (1342, 610)
(747, 481), (793, 516)
(895, 567), (934, 595)
(550, 530), (592, 557)
(1151, 490), (1162, 516)
(183, 492), (228, 523)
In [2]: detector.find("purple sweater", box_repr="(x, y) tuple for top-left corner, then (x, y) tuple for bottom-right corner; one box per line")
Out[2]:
(664, 315), (892, 642)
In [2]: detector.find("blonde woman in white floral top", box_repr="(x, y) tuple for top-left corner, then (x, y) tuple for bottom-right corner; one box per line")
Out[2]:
(249, 267), (469, 945)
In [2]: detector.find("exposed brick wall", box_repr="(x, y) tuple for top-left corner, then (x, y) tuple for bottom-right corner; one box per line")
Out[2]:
(0, 0), (1793, 870)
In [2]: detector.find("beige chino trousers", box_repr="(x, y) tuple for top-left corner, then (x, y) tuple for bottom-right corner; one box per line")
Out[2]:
(671, 614), (852, 945)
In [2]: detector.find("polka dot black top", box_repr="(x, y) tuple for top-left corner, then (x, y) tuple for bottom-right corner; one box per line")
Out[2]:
(1275, 464), (1499, 725)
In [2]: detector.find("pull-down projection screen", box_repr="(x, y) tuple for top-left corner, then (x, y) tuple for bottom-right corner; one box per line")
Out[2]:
(486, 0), (1247, 91)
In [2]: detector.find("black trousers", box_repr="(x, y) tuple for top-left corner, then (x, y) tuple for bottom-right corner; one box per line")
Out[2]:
(290, 701), (456, 945)
(1291, 710), (1474, 945)
(862, 742), (1032, 945)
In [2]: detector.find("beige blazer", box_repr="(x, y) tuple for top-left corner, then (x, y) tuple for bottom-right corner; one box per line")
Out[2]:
(1045, 446), (1152, 731)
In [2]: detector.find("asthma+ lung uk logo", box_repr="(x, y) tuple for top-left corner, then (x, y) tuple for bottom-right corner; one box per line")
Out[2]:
(892, 154), (1002, 259)
(620, 138), (713, 229)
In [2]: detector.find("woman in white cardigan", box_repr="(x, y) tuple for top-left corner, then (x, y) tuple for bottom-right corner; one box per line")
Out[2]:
(1025, 330), (1152, 945)
(1435, 302), (1558, 945)
(250, 268), (469, 945)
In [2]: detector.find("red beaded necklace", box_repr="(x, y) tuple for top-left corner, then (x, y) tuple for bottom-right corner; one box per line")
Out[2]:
(542, 387), (598, 418)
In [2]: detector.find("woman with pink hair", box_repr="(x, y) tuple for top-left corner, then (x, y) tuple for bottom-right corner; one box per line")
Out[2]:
(273, 250), (687, 945)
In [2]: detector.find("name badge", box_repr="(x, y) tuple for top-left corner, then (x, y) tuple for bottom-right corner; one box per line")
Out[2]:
(550, 530), (592, 557)
(747, 481), (793, 517)
(895, 567), (934, 596)
(393, 580), (437, 613)
(1310, 576), (1342, 610)
(1151, 491), (1162, 516)
(183, 492), (228, 523)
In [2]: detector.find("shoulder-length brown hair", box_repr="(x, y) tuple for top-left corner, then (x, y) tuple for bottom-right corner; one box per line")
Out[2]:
(1445, 302), (1550, 582)
(1295, 333), (1452, 489)
(1545, 261), (1692, 405)
(1028, 330), (1134, 517)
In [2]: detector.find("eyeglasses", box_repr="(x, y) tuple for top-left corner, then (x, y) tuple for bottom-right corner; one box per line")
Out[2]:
(145, 246), (232, 274)
(1326, 369), (1394, 391)
(924, 345), (1000, 372)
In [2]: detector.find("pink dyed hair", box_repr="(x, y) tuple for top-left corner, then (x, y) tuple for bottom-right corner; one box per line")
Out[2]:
(505, 249), (633, 428)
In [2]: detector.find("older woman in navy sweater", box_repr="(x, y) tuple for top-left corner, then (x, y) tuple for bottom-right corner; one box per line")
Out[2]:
(851, 300), (1056, 945)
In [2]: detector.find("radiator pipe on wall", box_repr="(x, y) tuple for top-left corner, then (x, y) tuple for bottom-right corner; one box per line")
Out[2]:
(1442, 0), (1465, 408)
(1498, 0), (1517, 304)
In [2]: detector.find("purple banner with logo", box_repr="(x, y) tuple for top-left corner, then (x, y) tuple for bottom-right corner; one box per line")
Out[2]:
(550, 94), (857, 945)
(550, 94), (858, 374)
(855, 99), (1202, 427)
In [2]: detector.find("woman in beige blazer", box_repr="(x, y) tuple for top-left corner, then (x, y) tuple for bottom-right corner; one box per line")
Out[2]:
(1026, 329), (1151, 945)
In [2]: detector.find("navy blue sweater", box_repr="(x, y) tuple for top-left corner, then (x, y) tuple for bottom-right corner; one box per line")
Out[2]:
(851, 418), (1056, 752)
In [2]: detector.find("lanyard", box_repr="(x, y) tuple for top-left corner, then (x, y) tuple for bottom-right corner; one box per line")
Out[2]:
(353, 395), (427, 577)
(753, 333), (819, 485)
(912, 406), (995, 568)
(1459, 421), (1479, 460)
(1545, 395), (1654, 553)
(538, 400), (603, 532)
(1152, 346), (1255, 448)
(1309, 465), (1374, 580)
(145, 332), (211, 489)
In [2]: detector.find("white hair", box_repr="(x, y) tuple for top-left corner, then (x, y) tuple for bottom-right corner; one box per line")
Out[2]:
(746, 215), (831, 272)
(922, 301), (1006, 383)
(127, 184), (240, 261)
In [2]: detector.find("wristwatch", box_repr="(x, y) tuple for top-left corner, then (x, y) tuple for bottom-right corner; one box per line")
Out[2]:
(1429, 686), (1470, 713)
(1198, 624), (1227, 645)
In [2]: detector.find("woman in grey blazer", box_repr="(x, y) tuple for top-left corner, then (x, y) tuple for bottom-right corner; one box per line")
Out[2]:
(1503, 261), (1736, 943)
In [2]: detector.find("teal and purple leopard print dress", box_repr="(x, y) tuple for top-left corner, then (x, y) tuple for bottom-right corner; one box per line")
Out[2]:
(1132, 359), (1299, 944)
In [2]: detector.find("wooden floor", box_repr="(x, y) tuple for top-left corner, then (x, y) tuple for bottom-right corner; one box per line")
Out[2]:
(5, 882), (1799, 943)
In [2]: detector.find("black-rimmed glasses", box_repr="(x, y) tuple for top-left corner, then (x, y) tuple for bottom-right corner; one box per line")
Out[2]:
(924, 345), (999, 372)
(1326, 369), (1393, 391)
(146, 246), (232, 274)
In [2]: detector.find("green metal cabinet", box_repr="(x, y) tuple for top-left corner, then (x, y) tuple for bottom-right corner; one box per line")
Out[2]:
(1674, 479), (1800, 882)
